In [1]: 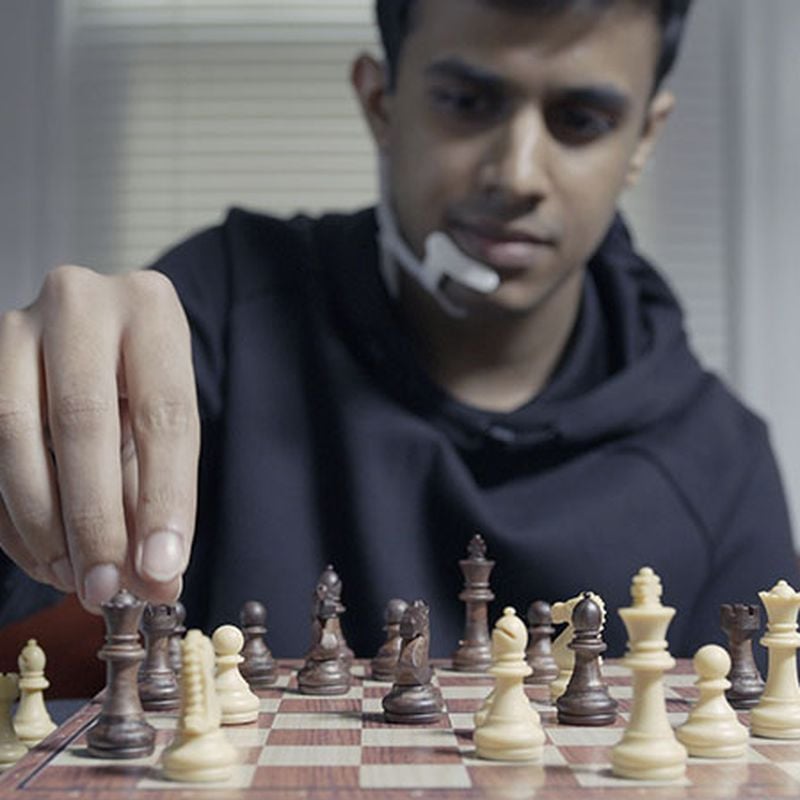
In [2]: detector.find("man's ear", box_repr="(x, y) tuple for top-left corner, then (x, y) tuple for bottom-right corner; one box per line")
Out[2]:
(625, 89), (675, 188)
(351, 53), (392, 151)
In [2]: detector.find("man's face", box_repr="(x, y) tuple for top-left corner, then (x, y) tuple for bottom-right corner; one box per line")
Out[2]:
(373, 0), (669, 315)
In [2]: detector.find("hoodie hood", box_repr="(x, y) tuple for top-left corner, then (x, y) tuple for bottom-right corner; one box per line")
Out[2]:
(318, 208), (707, 454)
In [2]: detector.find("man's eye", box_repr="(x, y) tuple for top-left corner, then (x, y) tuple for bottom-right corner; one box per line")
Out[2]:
(547, 105), (617, 144)
(430, 87), (499, 119)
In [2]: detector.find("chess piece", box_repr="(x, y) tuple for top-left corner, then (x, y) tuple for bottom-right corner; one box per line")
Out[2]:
(676, 644), (748, 758)
(86, 589), (156, 758)
(474, 607), (545, 761)
(169, 601), (187, 674)
(138, 603), (180, 711)
(298, 567), (352, 695)
(383, 600), (444, 723)
(524, 600), (559, 685)
(162, 630), (238, 782)
(13, 639), (57, 746)
(212, 625), (260, 724)
(0, 674), (27, 771)
(751, 579), (800, 738)
(611, 567), (687, 781)
(549, 591), (605, 701)
(239, 601), (278, 688)
(317, 565), (354, 666)
(452, 534), (495, 672)
(556, 594), (618, 726)
(371, 598), (409, 682)
(721, 603), (764, 709)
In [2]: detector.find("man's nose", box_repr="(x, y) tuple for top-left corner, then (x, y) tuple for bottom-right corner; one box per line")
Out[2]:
(478, 109), (550, 207)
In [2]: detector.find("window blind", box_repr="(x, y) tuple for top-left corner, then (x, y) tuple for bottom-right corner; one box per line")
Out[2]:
(63, 0), (732, 377)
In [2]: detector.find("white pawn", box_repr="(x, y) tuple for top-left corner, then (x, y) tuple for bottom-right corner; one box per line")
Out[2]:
(212, 625), (260, 724)
(474, 607), (545, 762)
(676, 645), (748, 758)
(162, 630), (238, 782)
(0, 674), (27, 771)
(13, 639), (56, 747)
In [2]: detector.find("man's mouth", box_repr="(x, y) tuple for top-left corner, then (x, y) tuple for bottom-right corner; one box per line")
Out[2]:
(448, 220), (555, 271)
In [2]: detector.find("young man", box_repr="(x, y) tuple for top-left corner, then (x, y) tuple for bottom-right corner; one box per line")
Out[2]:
(0, 0), (796, 658)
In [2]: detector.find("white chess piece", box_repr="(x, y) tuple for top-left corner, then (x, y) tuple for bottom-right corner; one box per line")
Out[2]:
(0, 674), (28, 771)
(549, 592), (605, 702)
(162, 630), (238, 782)
(676, 644), (748, 758)
(474, 607), (545, 761)
(212, 625), (260, 724)
(611, 567), (687, 781)
(13, 639), (56, 747)
(751, 580), (800, 739)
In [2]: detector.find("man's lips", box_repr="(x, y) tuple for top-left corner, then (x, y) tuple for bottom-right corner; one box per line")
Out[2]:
(448, 222), (555, 270)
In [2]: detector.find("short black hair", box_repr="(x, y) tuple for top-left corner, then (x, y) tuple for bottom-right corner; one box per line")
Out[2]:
(376, 0), (694, 92)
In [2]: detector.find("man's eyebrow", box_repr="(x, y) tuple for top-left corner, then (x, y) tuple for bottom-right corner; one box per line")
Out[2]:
(425, 58), (505, 92)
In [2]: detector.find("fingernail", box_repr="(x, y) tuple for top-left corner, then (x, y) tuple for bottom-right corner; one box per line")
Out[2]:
(51, 557), (76, 592)
(138, 531), (185, 582)
(83, 564), (120, 607)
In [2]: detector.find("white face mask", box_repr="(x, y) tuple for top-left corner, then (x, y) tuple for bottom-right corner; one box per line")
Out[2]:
(375, 158), (500, 317)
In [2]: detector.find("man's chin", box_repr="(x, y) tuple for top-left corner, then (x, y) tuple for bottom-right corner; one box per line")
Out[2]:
(441, 279), (543, 318)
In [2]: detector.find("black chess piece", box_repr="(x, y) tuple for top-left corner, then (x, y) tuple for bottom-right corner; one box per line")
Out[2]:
(452, 534), (495, 672)
(556, 593), (618, 726)
(239, 600), (278, 688)
(525, 600), (560, 685)
(86, 590), (156, 758)
(371, 598), (409, 682)
(721, 603), (765, 709)
(138, 603), (180, 711)
(168, 600), (186, 674)
(317, 565), (354, 667)
(298, 566), (352, 695)
(383, 600), (444, 724)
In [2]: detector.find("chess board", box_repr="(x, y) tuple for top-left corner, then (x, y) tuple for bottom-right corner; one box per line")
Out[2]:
(3, 659), (800, 799)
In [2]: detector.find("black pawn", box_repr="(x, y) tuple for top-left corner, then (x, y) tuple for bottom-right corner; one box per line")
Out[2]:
(86, 590), (156, 758)
(525, 600), (559, 685)
(371, 598), (409, 682)
(168, 601), (186, 674)
(239, 600), (278, 688)
(138, 603), (180, 711)
(721, 603), (765, 709)
(556, 592), (618, 726)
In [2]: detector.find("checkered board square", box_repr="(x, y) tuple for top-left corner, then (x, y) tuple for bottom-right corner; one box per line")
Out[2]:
(2, 660), (800, 799)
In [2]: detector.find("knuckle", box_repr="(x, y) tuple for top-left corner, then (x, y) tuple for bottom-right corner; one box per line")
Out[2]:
(139, 484), (191, 515)
(127, 271), (180, 310)
(132, 396), (197, 439)
(63, 505), (120, 554)
(50, 393), (113, 438)
(0, 399), (40, 446)
(41, 265), (99, 308)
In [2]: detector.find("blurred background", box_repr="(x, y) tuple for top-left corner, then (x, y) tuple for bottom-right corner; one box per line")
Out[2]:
(2, 0), (799, 545)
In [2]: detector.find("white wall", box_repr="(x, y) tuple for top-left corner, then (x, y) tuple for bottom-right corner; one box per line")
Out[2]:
(0, 1), (66, 311)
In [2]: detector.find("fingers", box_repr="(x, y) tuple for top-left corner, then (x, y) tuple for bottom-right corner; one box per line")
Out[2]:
(121, 272), (199, 590)
(0, 309), (72, 591)
(41, 268), (128, 608)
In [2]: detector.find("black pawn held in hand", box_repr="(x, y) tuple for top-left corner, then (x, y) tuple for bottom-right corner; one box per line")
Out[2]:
(525, 600), (559, 685)
(720, 603), (765, 709)
(86, 590), (156, 759)
(239, 600), (278, 688)
(383, 600), (444, 724)
(556, 593), (618, 726)
(371, 598), (409, 682)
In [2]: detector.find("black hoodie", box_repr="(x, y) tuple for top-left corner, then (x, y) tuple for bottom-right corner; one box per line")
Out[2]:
(1, 207), (796, 659)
